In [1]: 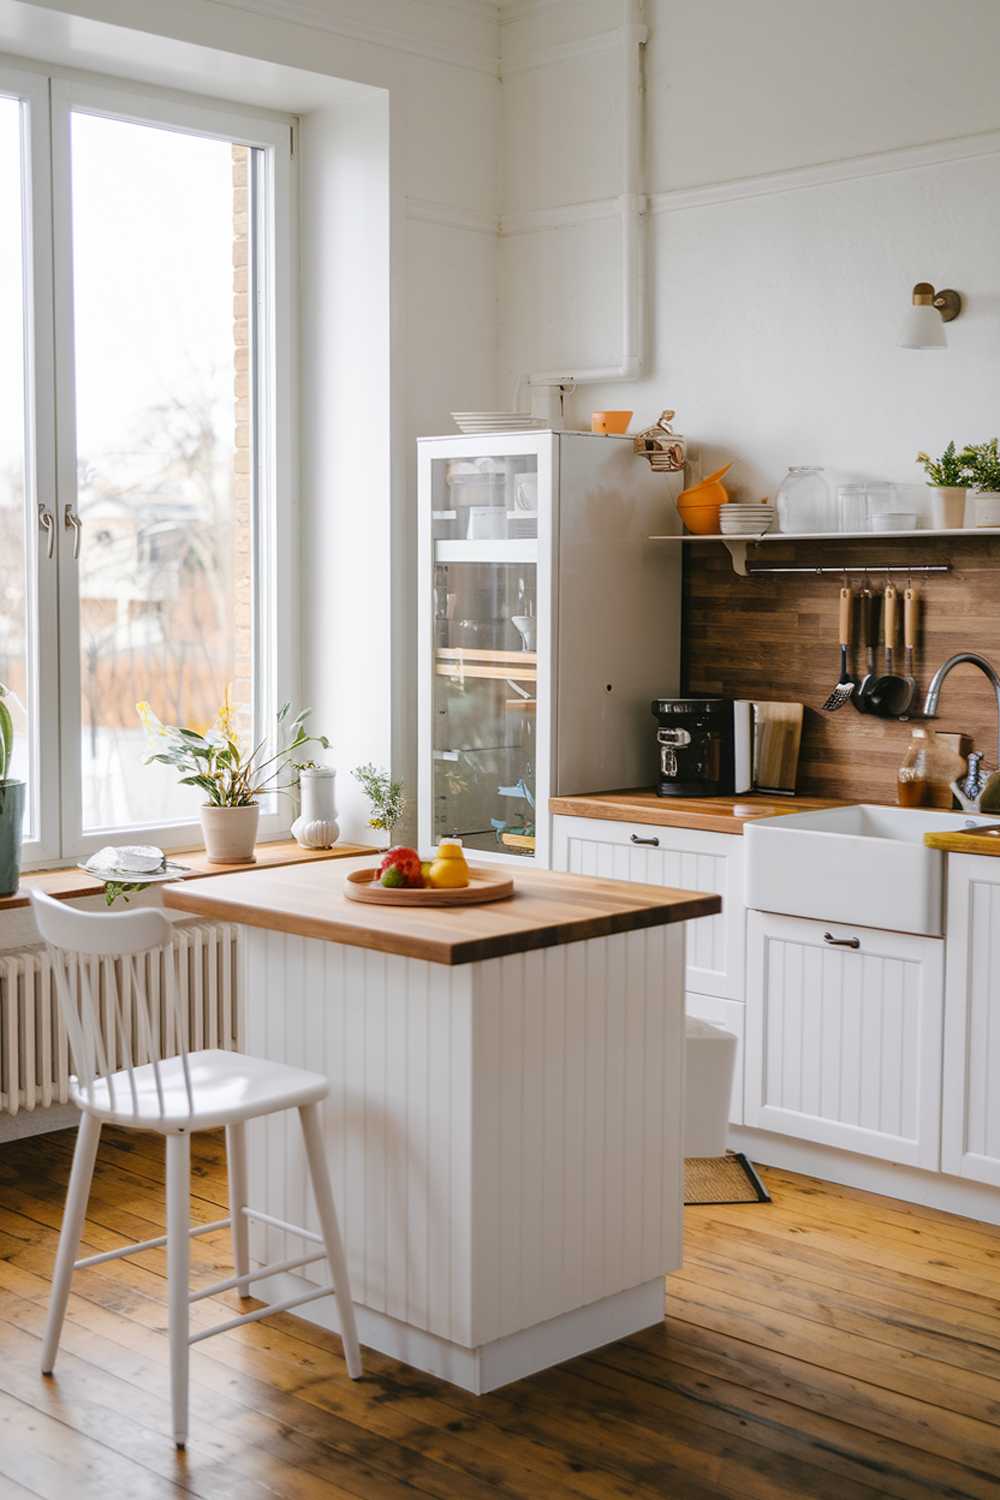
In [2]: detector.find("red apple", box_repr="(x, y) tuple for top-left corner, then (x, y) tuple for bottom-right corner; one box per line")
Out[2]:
(376, 846), (424, 888)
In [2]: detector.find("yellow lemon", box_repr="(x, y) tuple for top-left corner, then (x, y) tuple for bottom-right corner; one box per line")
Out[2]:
(428, 839), (470, 889)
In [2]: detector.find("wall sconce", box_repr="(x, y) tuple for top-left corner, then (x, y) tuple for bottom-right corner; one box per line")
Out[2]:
(898, 281), (962, 349)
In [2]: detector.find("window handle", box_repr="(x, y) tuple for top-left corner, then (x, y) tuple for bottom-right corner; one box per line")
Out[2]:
(630, 833), (660, 847)
(64, 505), (82, 560)
(38, 503), (56, 560)
(824, 931), (860, 950)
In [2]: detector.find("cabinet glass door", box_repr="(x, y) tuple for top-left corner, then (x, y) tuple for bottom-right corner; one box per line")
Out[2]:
(429, 449), (540, 858)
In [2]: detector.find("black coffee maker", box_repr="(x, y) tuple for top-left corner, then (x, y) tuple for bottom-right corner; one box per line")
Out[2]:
(651, 697), (738, 797)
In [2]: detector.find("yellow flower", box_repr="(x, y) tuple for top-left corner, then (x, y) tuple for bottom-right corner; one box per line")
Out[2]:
(216, 684), (236, 742)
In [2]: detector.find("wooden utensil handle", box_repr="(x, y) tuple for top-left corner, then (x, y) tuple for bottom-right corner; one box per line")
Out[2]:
(904, 586), (917, 651)
(884, 584), (897, 644)
(838, 586), (852, 645)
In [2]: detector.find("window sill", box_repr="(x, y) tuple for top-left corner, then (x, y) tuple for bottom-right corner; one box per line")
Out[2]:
(0, 839), (375, 912)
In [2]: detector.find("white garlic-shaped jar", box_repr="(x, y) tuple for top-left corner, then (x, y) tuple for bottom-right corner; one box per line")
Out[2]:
(291, 767), (340, 849)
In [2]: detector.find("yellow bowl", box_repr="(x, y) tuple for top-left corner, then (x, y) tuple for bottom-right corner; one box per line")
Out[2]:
(591, 410), (633, 435)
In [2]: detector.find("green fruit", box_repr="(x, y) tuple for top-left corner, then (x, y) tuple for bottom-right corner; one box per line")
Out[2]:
(380, 866), (405, 888)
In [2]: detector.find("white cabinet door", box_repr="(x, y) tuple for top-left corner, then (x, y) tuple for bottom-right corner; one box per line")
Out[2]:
(552, 815), (744, 1000)
(687, 992), (744, 1126)
(942, 854), (1000, 1186)
(745, 912), (943, 1168)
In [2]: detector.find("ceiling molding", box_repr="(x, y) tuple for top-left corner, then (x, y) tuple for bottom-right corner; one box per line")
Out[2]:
(502, 25), (622, 74)
(651, 128), (1000, 215)
(204, 0), (501, 75)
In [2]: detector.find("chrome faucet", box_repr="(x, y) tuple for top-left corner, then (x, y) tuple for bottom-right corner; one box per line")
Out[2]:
(922, 653), (1000, 765)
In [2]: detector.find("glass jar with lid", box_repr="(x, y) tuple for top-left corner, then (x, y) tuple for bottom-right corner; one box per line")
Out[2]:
(775, 466), (834, 534)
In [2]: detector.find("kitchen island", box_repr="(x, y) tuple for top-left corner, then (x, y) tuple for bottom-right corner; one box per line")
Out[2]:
(163, 856), (719, 1393)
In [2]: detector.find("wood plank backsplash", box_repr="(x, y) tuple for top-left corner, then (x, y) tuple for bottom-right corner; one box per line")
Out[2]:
(682, 535), (1000, 802)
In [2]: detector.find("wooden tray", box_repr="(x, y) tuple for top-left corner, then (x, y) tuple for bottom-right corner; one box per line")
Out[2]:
(343, 866), (515, 906)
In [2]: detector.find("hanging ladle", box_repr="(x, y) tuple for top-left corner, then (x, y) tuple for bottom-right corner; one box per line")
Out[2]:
(866, 583), (913, 718)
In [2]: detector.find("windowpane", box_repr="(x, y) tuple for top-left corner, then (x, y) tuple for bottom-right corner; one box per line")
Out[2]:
(69, 113), (253, 831)
(0, 95), (35, 835)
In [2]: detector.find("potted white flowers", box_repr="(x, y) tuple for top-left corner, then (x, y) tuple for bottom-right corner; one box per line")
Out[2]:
(138, 692), (330, 864)
(0, 683), (25, 898)
(915, 442), (968, 528)
(959, 439), (1000, 528)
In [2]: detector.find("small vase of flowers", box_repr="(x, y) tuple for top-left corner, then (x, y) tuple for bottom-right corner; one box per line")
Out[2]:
(352, 763), (406, 848)
(138, 692), (330, 864)
(916, 442), (968, 529)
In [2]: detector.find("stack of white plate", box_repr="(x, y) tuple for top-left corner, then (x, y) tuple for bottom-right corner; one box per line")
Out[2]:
(452, 412), (548, 435)
(719, 503), (777, 536)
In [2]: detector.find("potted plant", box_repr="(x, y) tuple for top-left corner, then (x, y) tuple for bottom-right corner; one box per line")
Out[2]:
(138, 692), (330, 864)
(916, 442), (969, 529)
(958, 438), (1000, 527)
(352, 763), (406, 847)
(0, 683), (25, 898)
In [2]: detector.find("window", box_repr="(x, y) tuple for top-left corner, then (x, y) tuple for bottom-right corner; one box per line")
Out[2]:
(0, 61), (295, 863)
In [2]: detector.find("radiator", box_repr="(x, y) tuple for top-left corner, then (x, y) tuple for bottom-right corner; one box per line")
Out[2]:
(0, 921), (241, 1118)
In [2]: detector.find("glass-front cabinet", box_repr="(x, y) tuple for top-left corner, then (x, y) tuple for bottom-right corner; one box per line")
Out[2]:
(418, 433), (554, 864)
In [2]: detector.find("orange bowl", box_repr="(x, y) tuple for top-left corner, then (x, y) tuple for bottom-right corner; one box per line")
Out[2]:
(591, 410), (633, 435)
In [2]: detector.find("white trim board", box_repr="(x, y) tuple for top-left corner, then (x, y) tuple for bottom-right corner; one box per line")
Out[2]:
(204, 0), (502, 75)
(650, 127), (1000, 215)
(406, 197), (498, 234)
(250, 1267), (666, 1393)
(728, 1126), (1000, 1229)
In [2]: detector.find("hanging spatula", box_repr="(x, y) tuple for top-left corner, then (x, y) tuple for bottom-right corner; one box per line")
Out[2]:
(822, 584), (857, 711)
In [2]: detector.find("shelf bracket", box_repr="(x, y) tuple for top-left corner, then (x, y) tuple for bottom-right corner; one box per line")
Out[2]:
(722, 539), (750, 575)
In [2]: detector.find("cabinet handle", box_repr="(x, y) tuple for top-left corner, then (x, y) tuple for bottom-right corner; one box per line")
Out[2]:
(630, 833), (660, 847)
(824, 931), (860, 950)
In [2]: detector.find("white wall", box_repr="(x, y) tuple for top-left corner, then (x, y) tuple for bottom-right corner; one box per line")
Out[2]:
(5, 0), (500, 842)
(499, 0), (1000, 507)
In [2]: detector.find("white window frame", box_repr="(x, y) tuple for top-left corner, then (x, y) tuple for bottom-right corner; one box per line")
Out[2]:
(1, 55), (298, 866)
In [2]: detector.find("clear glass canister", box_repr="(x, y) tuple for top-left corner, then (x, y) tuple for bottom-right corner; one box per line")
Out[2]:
(775, 466), (833, 534)
(897, 726), (966, 808)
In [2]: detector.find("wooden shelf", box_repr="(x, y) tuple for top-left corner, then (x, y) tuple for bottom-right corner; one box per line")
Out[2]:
(649, 527), (1000, 575)
(437, 647), (536, 663)
(436, 662), (537, 682)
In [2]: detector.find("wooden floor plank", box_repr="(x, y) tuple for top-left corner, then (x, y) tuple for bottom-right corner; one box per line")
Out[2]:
(1, 1126), (1000, 1498)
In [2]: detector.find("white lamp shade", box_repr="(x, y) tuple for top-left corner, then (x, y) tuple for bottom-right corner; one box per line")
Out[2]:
(899, 302), (947, 349)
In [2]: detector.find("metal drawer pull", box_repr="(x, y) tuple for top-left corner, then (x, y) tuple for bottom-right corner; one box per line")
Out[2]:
(630, 833), (660, 847)
(824, 931), (860, 950)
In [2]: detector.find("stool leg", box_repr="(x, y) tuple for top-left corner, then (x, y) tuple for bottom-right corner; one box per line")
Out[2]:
(225, 1122), (250, 1294)
(298, 1102), (362, 1379)
(41, 1111), (101, 1374)
(166, 1132), (191, 1448)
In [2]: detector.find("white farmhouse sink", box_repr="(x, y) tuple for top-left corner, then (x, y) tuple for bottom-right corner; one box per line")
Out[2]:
(744, 804), (996, 936)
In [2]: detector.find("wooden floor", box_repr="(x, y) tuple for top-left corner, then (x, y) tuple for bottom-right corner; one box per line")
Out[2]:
(2, 1130), (1000, 1500)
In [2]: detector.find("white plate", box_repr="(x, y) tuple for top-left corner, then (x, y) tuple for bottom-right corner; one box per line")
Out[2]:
(78, 860), (191, 886)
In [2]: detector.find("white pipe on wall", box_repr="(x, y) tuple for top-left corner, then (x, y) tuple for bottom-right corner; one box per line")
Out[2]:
(515, 0), (647, 405)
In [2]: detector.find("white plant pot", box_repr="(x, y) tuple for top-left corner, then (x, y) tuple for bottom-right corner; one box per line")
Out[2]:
(199, 803), (260, 864)
(931, 487), (968, 528)
(974, 491), (1000, 528)
(291, 767), (340, 849)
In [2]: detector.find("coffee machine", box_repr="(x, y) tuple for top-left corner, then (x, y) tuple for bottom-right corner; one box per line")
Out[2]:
(651, 697), (802, 797)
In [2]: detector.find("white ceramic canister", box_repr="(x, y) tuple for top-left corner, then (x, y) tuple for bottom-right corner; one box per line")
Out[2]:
(291, 767), (340, 849)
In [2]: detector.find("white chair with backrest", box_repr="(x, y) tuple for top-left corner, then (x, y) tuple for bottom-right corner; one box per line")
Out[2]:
(31, 889), (361, 1448)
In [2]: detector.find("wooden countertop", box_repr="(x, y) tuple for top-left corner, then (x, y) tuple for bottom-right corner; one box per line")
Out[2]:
(550, 789), (850, 835)
(161, 854), (722, 966)
(0, 839), (372, 912)
(925, 827), (1000, 857)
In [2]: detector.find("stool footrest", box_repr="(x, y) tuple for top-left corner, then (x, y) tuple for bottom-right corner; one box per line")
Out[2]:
(190, 1249), (327, 1303)
(74, 1217), (232, 1270)
(243, 1205), (324, 1245)
(188, 1283), (336, 1344)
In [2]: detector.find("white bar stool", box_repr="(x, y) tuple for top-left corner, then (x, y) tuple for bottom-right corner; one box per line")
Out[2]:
(31, 890), (361, 1449)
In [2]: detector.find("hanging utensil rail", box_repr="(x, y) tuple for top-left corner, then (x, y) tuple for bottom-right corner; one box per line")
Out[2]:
(745, 563), (950, 577)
